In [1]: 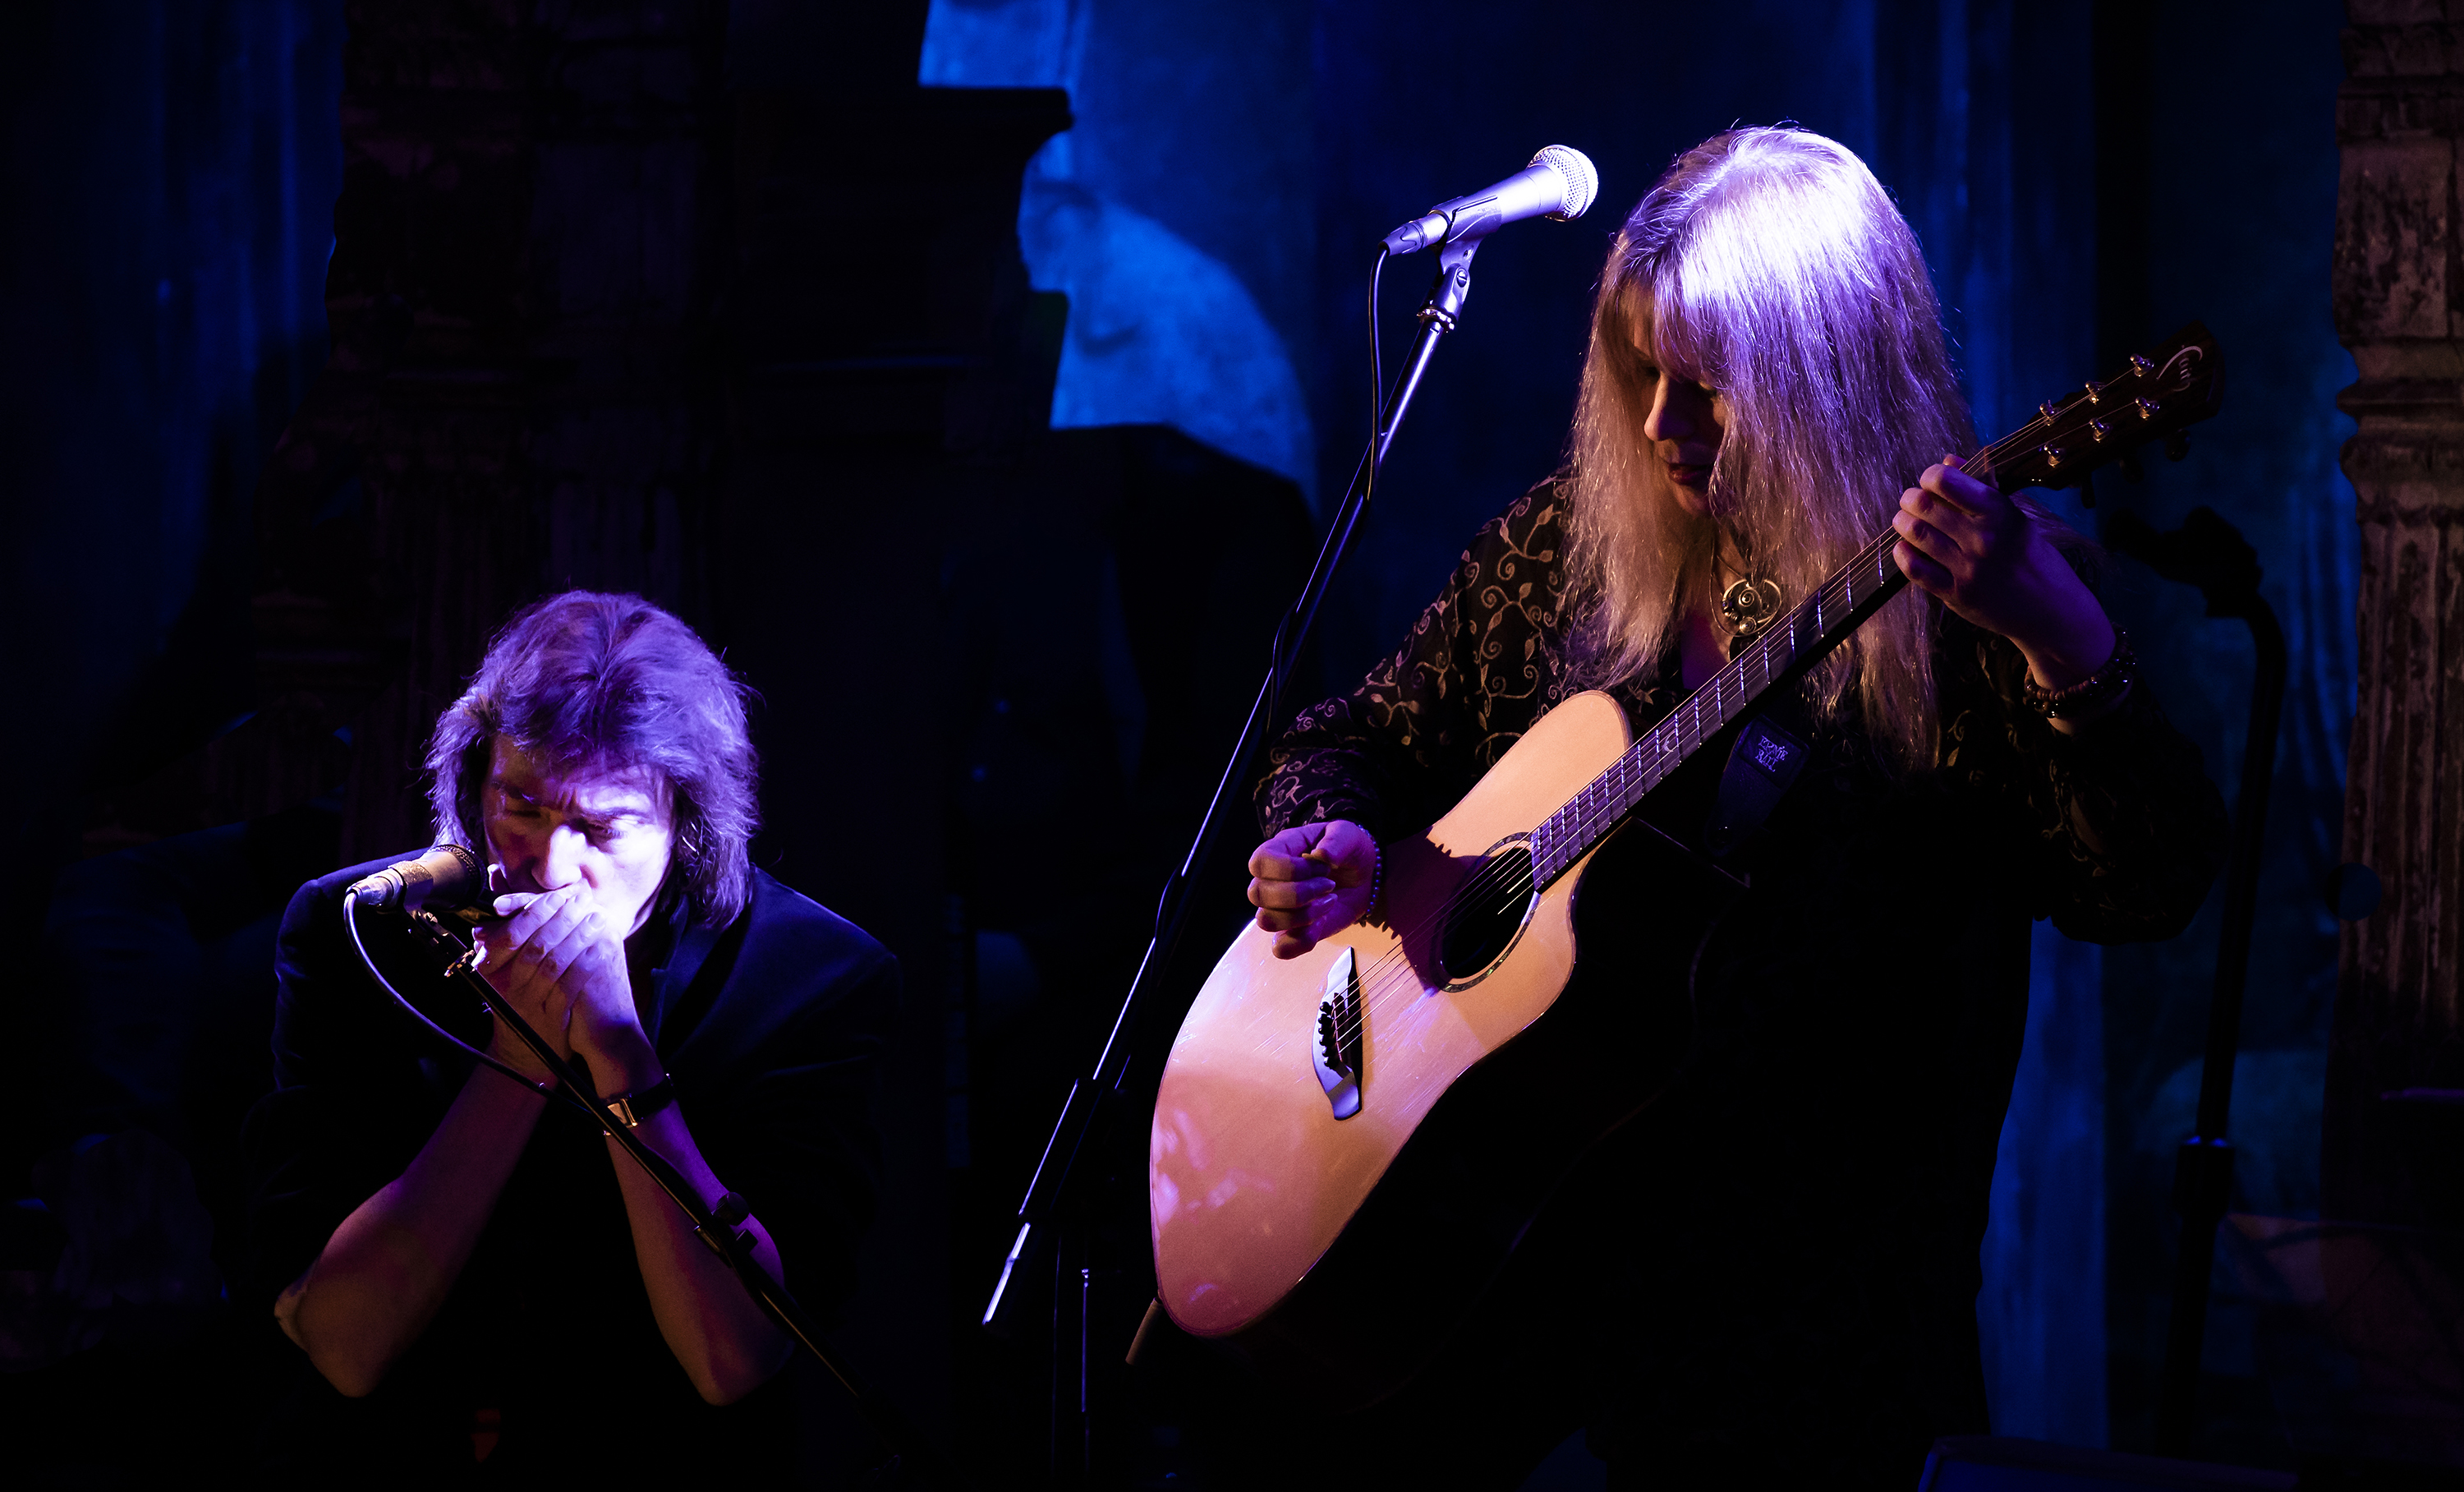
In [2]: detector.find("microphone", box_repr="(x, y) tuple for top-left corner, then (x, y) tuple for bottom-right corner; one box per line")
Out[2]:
(1381, 145), (1599, 256)
(347, 844), (485, 914)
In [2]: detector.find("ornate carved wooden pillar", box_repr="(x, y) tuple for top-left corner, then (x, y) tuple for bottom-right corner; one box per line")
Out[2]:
(2328, 2), (2464, 1226)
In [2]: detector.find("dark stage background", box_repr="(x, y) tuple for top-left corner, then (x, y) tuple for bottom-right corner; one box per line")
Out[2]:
(0, 1), (2390, 1486)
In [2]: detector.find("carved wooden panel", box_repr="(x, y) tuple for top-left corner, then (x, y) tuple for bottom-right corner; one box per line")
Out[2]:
(2329, 0), (2464, 1226)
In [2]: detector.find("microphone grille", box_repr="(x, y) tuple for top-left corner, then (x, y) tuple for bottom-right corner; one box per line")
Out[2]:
(1531, 145), (1599, 221)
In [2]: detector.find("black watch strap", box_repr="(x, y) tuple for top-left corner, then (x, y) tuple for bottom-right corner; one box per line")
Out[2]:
(604, 1075), (677, 1129)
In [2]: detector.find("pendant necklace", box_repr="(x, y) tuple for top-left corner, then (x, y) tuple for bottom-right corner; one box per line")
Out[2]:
(1716, 536), (1784, 643)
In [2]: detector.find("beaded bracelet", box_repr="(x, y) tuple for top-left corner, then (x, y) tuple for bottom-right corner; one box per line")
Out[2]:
(2023, 629), (2136, 720)
(1364, 847), (1382, 923)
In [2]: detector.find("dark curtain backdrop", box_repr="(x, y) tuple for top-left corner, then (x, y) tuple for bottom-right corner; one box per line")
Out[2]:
(3, 1), (345, 871)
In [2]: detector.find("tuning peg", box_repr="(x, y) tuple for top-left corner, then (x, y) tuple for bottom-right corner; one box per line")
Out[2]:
(2164, 431), (2190, 462)
(2119, 450), (2145, 483)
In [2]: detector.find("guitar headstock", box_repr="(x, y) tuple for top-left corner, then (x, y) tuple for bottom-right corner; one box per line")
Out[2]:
(1981, 322), (2224, 495)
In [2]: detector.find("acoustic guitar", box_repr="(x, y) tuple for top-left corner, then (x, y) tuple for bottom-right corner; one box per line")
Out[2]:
(1146, 325), (2224, 1407)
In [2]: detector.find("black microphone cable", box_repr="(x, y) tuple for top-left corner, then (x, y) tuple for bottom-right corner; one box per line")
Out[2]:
(341, 888), (599, 1119)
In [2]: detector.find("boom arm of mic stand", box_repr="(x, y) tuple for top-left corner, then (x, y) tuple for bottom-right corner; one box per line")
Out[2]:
(401, 916), (954, 1485)
(983, 237), (1484, 1332)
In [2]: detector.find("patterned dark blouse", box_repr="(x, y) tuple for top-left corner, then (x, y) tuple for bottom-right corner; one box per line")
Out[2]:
(1253, 478), (2228, 1485)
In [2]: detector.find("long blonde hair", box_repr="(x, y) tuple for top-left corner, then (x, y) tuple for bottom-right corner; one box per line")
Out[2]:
(1565, 127), (1972, 773)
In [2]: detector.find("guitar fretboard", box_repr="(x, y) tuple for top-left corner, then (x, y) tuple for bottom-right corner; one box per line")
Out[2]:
(1511, 324), (2221, 889)
(1525, 525), (1910, 887)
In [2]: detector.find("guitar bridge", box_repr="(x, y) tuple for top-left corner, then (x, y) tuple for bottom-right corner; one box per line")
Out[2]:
(1312, 946), (1363, 1119)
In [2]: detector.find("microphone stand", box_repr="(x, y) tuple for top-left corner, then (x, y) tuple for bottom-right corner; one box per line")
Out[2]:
(982, 232), (1488, 1480)
(2104, 506), (2287, 1457)
(376, 903), (954, 1487)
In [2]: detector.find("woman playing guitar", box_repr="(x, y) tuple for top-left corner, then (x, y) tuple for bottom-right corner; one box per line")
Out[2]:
(1234, 127), (2228, 1488)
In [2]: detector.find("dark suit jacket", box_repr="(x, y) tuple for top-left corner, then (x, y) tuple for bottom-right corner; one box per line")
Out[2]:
(243, 857), (897, 1479)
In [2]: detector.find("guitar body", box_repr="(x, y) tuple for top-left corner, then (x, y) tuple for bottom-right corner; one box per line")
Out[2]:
(1148, 691), (1732, 1408)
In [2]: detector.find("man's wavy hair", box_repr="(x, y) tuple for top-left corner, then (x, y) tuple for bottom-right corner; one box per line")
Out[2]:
(1565, 126), (1974, 774)
(425, 592), (760, 929)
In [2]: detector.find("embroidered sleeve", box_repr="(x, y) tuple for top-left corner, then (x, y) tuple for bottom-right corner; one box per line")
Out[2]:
(1256, 481), (1575, 841)
(1940, 624), (2230, 942)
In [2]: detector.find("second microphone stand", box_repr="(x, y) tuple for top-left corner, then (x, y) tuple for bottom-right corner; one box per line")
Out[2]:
(983, 233), (1490, 1480)
(2105, 505), (2287, 1457)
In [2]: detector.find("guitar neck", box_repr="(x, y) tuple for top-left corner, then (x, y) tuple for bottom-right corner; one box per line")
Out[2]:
(1517, 320), (2225, 891)
(1526, 521), (1910, 889)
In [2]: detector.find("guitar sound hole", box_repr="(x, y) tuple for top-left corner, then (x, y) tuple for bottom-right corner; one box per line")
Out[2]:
(1437, 845), (1536, 984)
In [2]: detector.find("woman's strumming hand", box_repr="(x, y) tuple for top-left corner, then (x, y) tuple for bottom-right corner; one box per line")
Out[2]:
(1248, 819), (1379, 960)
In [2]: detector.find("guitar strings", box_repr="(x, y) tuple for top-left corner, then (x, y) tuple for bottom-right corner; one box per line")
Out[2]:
(1327, 513), (1915, 1042)
(1331, 535), (1893, 1038)
(1323, 423), (2097, 1043)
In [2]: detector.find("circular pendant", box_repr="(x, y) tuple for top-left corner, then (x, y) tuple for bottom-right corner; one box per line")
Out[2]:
(1719, 577), (1785, 638)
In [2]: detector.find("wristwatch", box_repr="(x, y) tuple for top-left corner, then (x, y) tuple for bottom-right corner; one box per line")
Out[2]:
(603, 1075), (677, 1129)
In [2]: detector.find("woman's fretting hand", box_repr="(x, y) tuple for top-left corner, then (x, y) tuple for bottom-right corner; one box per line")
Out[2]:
(1892, 454), (2127, 730)
(1247, 819), (1379, 960)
